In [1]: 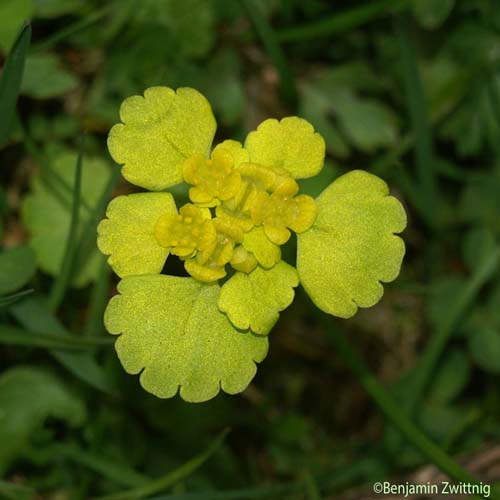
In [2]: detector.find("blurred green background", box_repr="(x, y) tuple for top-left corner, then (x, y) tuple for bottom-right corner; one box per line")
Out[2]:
(1, 0), (500, 499)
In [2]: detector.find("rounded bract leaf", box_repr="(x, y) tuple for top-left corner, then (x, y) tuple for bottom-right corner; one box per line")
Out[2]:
(105, 275), (268, 402)
(108, 87), (216, 190)
(97, 192), (177, 278)
(218, 262), (299, 335)
(0, 246), (36, 295)
(244, 117), (325, 179)
(297, 170), (406, 318)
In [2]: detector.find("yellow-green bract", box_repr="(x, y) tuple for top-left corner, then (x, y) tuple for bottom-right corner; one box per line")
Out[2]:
(97, 86), (406, 403)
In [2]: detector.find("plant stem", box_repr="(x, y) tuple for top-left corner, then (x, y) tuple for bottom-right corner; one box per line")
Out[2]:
(404, 246), (500, 415)
(277, 0), (411, 42)
(49, 136), (85, 311)
(93, 429), (230, 500)
(395, 17), (438, 232)
(323, 316), (494, 496)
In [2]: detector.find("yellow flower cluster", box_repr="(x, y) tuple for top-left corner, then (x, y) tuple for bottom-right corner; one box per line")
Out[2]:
(154, 143), (317, 282)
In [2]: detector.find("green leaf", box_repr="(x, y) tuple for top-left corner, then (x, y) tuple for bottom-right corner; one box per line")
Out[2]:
(468, 327), (500, 374)
(0, 22), (31, 146)
(0, 0), (32, 52)
(21, 150), (111, 287)
(0, 245), (36, 295)
(459, 172), (500, 232)
(462, 227), (496, 274)
(108, 87), (216, 191)
(201, 49), (245, 126)
(421, 54), (468, 121)
(299, 64), (398, 157)
(105, 275), (268, 402)
(93, 429), (229, 500)
(418, 402), (464, 442)
(413, 0), (455, 30)
(297, 170), (406, 318)
(299, 83), (350, 159)
(0, 323), (112, 349)
(0, 479), (35, 500)
(33, 0), (82, 18)
(0, 366), (86, 475)
(137, 0), (215, 58)
(10, 296), (116, 394)
(218, 262), (299, 335)
(428, 349), (470, 403)
(49, 138), (84, 311)
(440, 67), (500, 157)
(21, 53), (77, 98)
(332, 89), (398, 153)
(0, 289), (34, 309)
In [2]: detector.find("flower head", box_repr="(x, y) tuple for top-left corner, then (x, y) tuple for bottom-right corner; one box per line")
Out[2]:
(98, 87), (406, 402)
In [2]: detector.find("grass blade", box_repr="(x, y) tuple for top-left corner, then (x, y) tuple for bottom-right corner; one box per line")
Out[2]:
(322, 316), (491, 493)
(277, 0), (411, 42)
(10, 296), (116, 394)
(93, 429), (230, 500)
(74, 165), (120, 275)
(18, 115), (91, 213)
(0, 324), (113, 349)
(60, 444), (149, 488)
(0, 22), (31, 146)
(31, 5), (113, 53)
(49, 135), (84, 311)
(240, 0), (297, 106)
(0, 288), (34, 309)
(395, 17), (438, 230)
(403, 246), (500, 414)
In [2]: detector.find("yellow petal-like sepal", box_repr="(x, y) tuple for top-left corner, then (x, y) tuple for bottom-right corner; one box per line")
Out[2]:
(245, 117), (325, 179)
(154, 204), (216, 259)
(231, 246), (258, 273)
(108, 87), (216, 191)
(183, 148), (242, 206)
(242, 226), (281, 269)
(218, 262), (299, 335)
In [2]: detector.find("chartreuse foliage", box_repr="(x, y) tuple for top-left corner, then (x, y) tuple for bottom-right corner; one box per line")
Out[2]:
(98, 86), (406, 402)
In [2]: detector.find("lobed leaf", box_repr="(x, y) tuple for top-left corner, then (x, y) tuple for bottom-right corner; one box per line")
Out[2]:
(244, 116), (325, 179)
(0, 245), (36, 295)
(0, 366), (86, 475)
(297, 170), (406, 318)
(105, 275), (268, 402)
(108, 87), (216, 190)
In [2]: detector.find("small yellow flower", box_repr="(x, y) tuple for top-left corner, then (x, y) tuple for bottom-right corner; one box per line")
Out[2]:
(97, 86), (407, 403)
